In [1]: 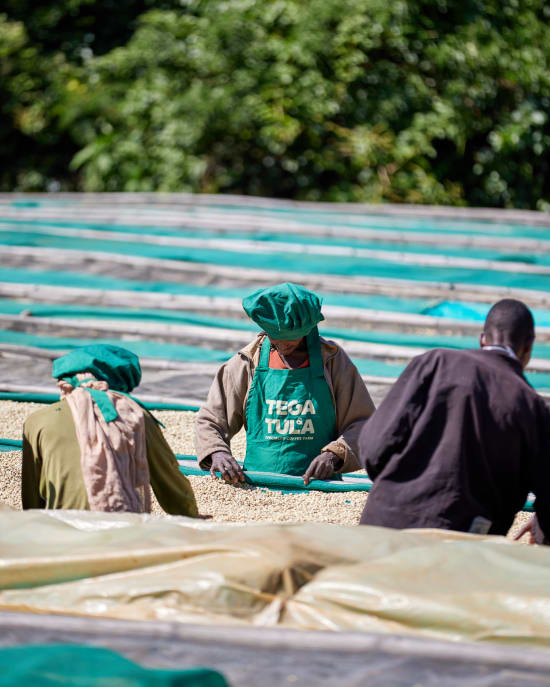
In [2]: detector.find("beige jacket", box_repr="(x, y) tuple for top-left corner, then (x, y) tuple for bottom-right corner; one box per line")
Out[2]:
(195, 334), (375, 473)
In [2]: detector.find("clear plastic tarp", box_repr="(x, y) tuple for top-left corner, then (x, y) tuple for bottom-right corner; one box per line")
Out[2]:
(1, 509), (550, 649)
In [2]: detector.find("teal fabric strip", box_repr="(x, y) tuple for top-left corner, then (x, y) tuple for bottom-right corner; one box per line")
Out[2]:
(62, 376), (119, 423)
(0, 268), (443, 314)
(183, 465), (373, 493)
(113, 390), (165, 428)
(0, 645), (229, 687)
(1, 439), (23, 448)
(3, 212), (550, 242)
(0, 299), (260, 332)
(86, 387), (118, 422)
(0, 392), (200, 412)
(0, 438), (535, 508)
(187, 465), (534, 508)
(6, 267), (550, 326)
(7, 297), (550, 356)
(424, 300), (550, 329)
(5, 218), (550, 262)
(2, 329), (550, 390)
(2, 231), (550, 291)
(0, 329), (231, 363)
(0, 392), (59, 404)
(0, 438), (23, 452)
(204, 203), (550, 237)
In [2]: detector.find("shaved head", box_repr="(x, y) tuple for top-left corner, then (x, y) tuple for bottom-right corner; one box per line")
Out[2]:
(483, 299), (535, 350)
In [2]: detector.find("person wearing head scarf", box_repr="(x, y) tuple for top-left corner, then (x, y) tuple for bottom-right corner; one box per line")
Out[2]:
(195, 283), (375, 483)
(22, 344), (198, 516)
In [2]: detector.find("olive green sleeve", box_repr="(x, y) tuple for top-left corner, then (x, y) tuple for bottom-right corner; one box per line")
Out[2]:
(144, 413), (199, 517)
(21, 423), (45, 510)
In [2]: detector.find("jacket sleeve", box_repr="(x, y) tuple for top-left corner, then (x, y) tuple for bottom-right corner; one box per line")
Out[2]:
(359, 353), (432, 480)
(529, 399), (550, 544)
(322, 347), (376, 473)
(21, 422), (45, 510)
(194, 354), (250, 470)
(145, 413), (198, 517)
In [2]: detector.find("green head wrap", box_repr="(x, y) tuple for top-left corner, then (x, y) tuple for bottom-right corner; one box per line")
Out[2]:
(52, 344), (141, 391)
(242, 282), (324, 340)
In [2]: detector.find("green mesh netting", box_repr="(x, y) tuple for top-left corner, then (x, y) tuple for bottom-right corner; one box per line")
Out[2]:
(0, 645), (228, 687)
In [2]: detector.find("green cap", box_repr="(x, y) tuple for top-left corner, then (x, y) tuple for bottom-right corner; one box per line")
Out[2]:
(52, 344), (141, 393)
(242, 282), (324, 340)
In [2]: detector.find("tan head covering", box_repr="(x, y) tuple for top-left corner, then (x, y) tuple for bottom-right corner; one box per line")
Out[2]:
(57, 371), (151, 513)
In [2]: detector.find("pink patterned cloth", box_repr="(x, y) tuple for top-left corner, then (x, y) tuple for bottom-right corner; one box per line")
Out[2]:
(58, 373), (151, 513)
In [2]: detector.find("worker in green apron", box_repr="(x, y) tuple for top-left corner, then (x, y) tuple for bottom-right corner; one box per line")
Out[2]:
(195, 283), (375, 484)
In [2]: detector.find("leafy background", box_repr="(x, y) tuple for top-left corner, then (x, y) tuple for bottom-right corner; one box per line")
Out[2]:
(2, 0), (550, 208)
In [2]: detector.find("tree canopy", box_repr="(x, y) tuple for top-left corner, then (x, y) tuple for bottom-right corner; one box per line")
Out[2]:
(3, 0), (550, 208)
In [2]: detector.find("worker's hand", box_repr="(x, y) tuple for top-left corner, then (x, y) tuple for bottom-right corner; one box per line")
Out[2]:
(514, 515), (536, 544)
(210, 451), (245, 484)
(302, 451), (341, 485)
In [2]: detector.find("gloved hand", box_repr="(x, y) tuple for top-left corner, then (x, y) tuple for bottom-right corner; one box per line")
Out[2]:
(210, 451), (245, 484)
(302, 451), (342, 485)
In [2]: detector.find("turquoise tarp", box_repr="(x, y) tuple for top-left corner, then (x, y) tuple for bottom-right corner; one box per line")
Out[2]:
(2, 230), (550, 291)
(3, 218), (550, 263)
(0, 645), (228, 687)
(7, 298), (550, 357)
(2, 328), (550, 389)
(5, 267), (550, 325)
(4, 210), (550, 241)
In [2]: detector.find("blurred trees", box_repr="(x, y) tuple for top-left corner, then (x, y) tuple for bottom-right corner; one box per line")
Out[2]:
(3, 0), (550, 208)
(0, 0), (180, 190)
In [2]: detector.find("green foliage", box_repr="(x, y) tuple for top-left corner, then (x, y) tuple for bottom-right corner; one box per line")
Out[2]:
(2, 0), (181, 60)
(0, 15), (74, 190)
(0, 1), (181, 191)
(3, 0), (550, 208)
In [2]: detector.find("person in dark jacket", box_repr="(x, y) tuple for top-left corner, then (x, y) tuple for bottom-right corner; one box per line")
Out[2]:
(359, 299), (550, 543)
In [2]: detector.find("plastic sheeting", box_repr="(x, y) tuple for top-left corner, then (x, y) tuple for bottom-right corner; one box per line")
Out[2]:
(0, 510), (549, 649)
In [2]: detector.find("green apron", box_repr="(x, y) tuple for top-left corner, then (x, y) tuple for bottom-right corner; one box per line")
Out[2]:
(244, 328), (337, 475)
